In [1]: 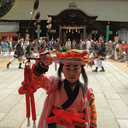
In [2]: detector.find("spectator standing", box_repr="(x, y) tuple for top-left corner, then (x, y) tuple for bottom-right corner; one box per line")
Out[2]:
(6, 37), (12, 56)
(1, 38), (8, 57)
(86, 39), (91, 52)
(107, 40), (112, 57)
(79, 39), (83, 50)
(90, 40), (97, 56)
(126, 40), (128, 59)
(120, 41), (127, 53)
(56, 38), (60, 51)
(82, 40), (86, 50)
(113, 42), (120, 60)
(65, 39), (71, 50)
(72, 39), (76, 49)
(0, 44), (1, 56)
(119, 41), (127, 61)
(49, 39), (54, 49)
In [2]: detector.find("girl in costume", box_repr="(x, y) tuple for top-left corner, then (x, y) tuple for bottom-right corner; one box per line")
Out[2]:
(32, 49), (97, 128)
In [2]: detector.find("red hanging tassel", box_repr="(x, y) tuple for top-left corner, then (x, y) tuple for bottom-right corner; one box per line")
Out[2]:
(28, 67), (36, 122)
(26, 94), (30, 119)
(18, 60), (37, 127)
(28, 67), (32, 82)
(24, 65), (29, 82)
(30, 93), (36, 121)
(21, 65), (30, 120)
(25, 66), (31, 124)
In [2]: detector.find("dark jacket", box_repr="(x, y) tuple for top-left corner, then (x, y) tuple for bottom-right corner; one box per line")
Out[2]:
(96, 42), (106, 57)
(14, 43), (24, 58)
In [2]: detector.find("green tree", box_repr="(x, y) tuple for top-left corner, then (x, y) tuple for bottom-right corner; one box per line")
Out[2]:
(0, 0), (15, 18)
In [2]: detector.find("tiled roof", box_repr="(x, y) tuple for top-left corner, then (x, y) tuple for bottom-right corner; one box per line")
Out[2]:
(0, 0), (128, 22)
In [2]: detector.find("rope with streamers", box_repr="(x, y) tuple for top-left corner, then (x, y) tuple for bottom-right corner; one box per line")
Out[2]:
(18, 60), (38, 128)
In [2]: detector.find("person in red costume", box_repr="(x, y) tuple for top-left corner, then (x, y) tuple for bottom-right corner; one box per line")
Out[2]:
(32, 49), (97, 128)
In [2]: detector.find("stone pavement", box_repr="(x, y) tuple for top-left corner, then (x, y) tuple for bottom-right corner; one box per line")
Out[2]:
(0, 60), (128, 128)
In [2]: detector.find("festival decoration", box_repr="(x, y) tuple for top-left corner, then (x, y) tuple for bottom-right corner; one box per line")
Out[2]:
(18, 60), (40, 127)
(32, 0), (39, 19)
(18, 0), (41, 127)
(46, 107), (87, 128)
(27, 49), (102, 65)
(55, 50), (88, 58)
(35, 12), (40, 20)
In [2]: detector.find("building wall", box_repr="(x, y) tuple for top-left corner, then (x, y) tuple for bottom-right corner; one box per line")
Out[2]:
(0, 22), (19, 32)
(1, 0), (128, 41)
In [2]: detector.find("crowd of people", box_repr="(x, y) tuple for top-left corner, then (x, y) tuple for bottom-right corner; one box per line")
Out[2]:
(0, 36), (128, 69)
(107, 40), (128, 62)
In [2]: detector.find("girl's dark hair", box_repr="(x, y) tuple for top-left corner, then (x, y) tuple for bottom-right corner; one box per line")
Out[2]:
(57, 64), (64, 89)
(81, 65), (88, 86)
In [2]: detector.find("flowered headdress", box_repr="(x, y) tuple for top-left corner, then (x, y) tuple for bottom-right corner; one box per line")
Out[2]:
(55, 49), (88, 58)
(53, 49), (88, 65)
(39, 49), (50, 55)
(53, 49), (101, 66)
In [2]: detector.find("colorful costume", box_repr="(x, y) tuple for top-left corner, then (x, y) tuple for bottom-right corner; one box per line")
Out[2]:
(35, 76), (97, 128)
(7, 39), (25, 69)
(1, 41), (9, 57)
(92, 37), (106, 72)
(31, 50), (97, 128)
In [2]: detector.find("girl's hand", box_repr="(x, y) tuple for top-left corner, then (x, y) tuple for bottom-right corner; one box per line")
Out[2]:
(40, 54), (52, 66)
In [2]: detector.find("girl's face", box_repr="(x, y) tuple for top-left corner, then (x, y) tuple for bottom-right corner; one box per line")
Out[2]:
(40, 54), (52, 66)
(62, 63), (82, 84)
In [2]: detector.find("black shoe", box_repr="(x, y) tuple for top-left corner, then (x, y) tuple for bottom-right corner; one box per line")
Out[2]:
(18, 67), (23, 69)
(7, 64), (9, 69)
(18, 63), (23, 69)
(92, 70), (98, 72)
(99, 70), (105, 72)
(7, 62), (11, 69)
(99, 67), (105, 72)
(92, 67), (98, 72)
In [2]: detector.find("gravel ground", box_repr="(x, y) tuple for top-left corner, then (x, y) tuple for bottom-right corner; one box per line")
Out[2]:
(0, 56), (19, 69)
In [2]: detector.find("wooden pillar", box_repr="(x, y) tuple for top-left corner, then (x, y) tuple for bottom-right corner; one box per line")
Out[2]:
(80, 31), (83, 40)
(59, 25), (62, 44)
(63, 30), (67, 45)
(83, 26), (86, 40)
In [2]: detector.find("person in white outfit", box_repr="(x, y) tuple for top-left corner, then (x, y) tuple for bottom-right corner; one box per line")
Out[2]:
(92, 37), (106, 72)
(86, 39), (91, 53)
(65, 39), (71, 50)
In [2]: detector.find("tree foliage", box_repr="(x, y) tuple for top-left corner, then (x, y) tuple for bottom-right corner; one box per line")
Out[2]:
(0, 0), (15, 18)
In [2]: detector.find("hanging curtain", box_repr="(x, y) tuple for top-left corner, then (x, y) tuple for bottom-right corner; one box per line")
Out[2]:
(118, 29), (128, 41)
